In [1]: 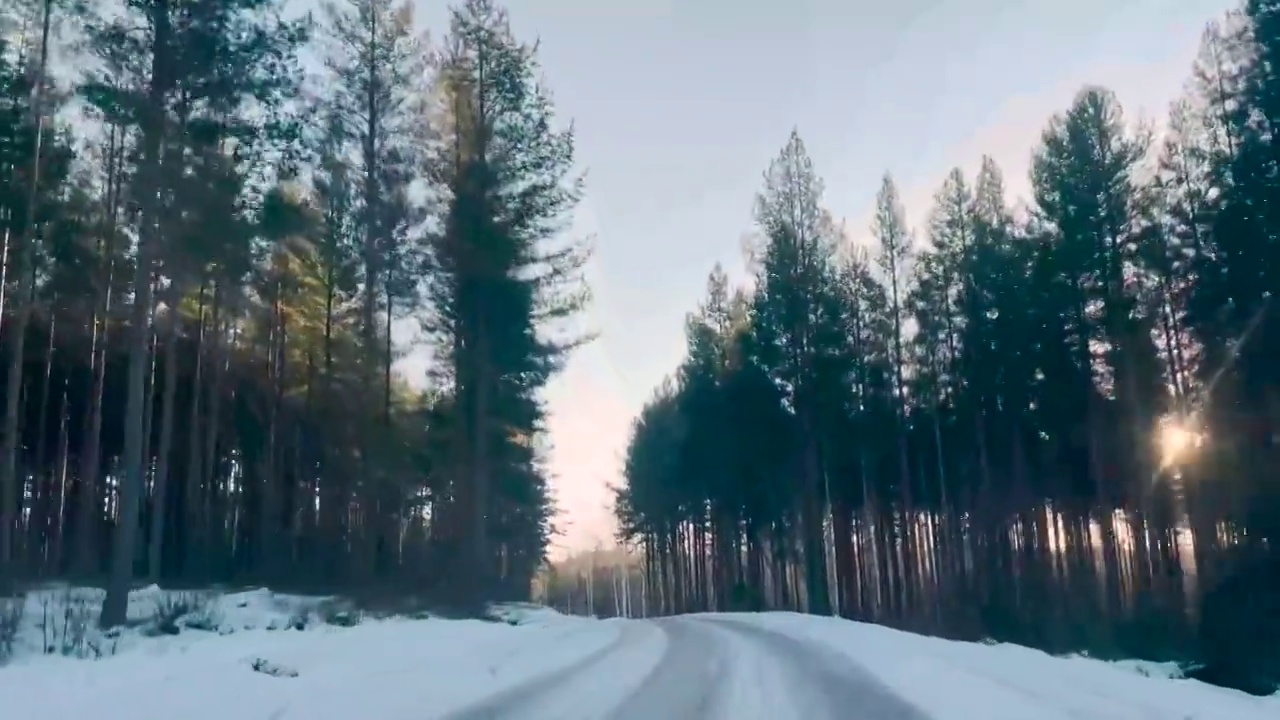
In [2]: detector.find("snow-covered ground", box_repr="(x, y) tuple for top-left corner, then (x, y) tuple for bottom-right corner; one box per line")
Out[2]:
(731, 612), (1280, 720)
(0, 586), (623, 719)
(0, 587), (1275, 719)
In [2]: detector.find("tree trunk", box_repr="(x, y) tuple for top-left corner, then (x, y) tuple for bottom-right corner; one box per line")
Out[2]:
(799, 423), (831, 615)
(25, 304), (55, 569)
(181, 281), (209, 579)
(48, 387), (69, 575)
(147, 289), (185, 583)
(101, 0), (170, 628)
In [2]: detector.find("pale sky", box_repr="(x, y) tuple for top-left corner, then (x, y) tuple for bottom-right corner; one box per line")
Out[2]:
(393, 0), (1235, 556)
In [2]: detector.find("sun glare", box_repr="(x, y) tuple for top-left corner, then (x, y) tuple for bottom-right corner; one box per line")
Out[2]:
(1157, 416), (1203, 468)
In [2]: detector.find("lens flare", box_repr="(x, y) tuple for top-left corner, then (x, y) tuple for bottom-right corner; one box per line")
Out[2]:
(1157, 416), (1203, 468)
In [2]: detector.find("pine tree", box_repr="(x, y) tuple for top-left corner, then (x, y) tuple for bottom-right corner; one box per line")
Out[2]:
(750, 130), (837, 615)
(423, 0), (589, 609)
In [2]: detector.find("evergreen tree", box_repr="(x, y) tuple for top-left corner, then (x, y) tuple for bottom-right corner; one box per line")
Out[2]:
(423, 0), (588, 609)
(749, 131), (838, 615)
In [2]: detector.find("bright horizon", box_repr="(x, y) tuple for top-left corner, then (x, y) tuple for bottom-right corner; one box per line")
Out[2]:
(390, 0), (1236, 558)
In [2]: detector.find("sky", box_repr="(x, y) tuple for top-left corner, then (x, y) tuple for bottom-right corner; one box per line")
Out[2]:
(392, 0), (1237, 556)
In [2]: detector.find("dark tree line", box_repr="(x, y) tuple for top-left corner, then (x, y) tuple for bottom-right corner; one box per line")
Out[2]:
(615, 1), (1280, 694)
(0, 0), (589, 621)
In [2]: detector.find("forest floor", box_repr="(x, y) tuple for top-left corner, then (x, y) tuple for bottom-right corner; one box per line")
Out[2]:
(0, 586), (1275, 719)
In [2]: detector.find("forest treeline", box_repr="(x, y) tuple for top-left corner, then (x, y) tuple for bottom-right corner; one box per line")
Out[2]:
(614, 1), (1280, 694)
(0, 0), (589, 622)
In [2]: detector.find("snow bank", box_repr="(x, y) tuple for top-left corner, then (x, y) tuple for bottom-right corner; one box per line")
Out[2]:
(0, 586), (613, 720)
(732, 612), (1280, 720)
(488, 601), (583, 626)
(1, 585), (338, 663)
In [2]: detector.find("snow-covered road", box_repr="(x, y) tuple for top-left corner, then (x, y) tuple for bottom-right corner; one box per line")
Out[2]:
(444, 616), (931, 720)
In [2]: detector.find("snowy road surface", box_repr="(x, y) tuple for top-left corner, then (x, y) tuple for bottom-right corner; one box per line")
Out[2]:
(442, 616), (932, 720)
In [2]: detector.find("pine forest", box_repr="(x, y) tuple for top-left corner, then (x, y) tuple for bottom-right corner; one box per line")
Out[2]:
(613, 2), (1280, 694)
(0, 0), (587, 622)
(0, 0), (1279, 697)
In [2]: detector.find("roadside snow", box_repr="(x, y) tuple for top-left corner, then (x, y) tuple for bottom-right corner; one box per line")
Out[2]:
(5, 587), (1276, 720)
(0, 586), (617, 720)
(487, 601), (582, 627)
(729, 612), (1280, 720)
(3, 585), (334, 662)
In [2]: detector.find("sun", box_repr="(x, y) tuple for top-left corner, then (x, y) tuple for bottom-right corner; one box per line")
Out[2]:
(1157, 416), (1203, 468)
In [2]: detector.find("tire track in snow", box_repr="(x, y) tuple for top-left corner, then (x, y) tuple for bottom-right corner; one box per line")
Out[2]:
(439, 615), (934, 720)
(606, 617), (732, 720)
(437, 620), (666, 720)
(702, 617), (935, 720)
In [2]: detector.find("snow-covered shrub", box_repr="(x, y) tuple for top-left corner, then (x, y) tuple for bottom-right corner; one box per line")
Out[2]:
(150, 593), (189, 636)
(147, 590), (222, 635)
(0, 592), (23, 662)
(317, 597), (360, 627)
(183, 596), (222, 632)
(36, 588), (116, 659)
